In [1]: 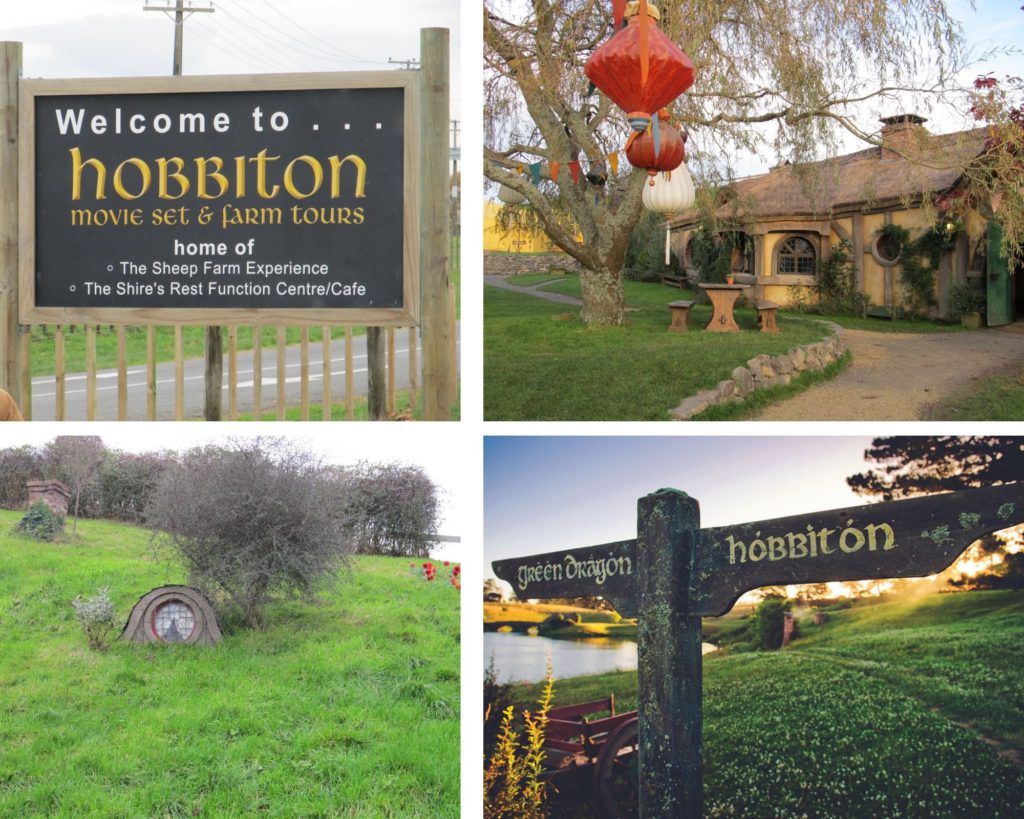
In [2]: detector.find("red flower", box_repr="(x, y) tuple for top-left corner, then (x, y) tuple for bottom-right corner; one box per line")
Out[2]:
(443, 561), (450, 566)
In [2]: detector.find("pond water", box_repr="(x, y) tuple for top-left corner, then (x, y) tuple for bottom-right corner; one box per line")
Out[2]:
(485, 631), (717, 684)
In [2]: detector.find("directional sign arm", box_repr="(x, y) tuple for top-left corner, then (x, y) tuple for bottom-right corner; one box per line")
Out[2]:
(694, 484), (1024, 617)
(491, 540), (639, 617)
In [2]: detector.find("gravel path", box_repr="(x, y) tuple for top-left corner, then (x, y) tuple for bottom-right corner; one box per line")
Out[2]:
(484, 274), (583, 305)
(753, 325), (1024, 420)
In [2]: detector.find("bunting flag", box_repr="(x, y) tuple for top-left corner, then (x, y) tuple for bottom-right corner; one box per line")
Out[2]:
(503, 150), (624, 187)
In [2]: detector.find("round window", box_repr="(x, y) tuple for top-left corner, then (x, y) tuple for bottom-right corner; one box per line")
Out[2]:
(875, 233), (902, 263)
(152, 600), (197, 643)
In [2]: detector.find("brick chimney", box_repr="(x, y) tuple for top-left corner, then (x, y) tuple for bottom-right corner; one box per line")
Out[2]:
(26, 480), (71, 517)
(879, 114), (928, 160)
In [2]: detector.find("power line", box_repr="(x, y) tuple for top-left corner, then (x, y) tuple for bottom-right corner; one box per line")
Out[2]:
(254, 0), (386, 65)
(194, 11), (306, 73)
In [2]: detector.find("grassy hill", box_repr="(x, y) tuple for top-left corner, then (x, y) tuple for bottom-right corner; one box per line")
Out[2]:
(0, 511), (459, 818)
(501, 591), (1024, 817)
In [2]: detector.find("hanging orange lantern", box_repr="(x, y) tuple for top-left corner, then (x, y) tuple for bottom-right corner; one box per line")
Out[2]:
(625, 111), (685, 177)
(584, 2), (695, 135)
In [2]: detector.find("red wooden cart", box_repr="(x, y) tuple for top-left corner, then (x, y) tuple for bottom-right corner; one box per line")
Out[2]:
(541, 695), (639, 818)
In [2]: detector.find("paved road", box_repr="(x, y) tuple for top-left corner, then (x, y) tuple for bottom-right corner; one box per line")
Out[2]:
(28, 326), (459, 421)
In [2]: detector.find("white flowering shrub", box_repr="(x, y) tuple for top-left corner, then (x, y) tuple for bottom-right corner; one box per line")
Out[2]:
(71, 587), (118, 650)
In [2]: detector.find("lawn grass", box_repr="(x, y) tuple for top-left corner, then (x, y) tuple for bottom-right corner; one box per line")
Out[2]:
(498, 590), (1024, 817)
(484, 281), (832, 420)
(0, 511), (459, 818)
(235, 386), (460, 422)
(924, 361), (1024, 420)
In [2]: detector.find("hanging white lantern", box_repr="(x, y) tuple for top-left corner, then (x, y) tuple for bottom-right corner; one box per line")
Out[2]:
(642, 165), (696, 264)
(498, 184), (527, 205)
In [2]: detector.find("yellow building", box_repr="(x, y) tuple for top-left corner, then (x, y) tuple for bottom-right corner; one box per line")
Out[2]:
(483, 200), (561, 253)
(669, 116), (1020, 325)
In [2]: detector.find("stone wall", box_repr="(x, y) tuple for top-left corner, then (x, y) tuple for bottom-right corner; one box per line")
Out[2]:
(670, 329), (847, 420)
(484, 251), (583, 277)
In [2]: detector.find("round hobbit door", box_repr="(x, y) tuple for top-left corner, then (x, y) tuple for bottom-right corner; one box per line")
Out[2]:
(152, 600), (197, 643)
(121, 585), (223, 646)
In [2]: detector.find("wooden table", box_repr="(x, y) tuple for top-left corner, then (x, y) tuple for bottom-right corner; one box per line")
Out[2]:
(698, 283), (746, 332)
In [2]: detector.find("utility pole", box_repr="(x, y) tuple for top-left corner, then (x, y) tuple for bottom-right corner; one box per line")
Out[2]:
(387, 58), (419, 70)
(144, 1), (214, 76)
(145, 1), (222, 420)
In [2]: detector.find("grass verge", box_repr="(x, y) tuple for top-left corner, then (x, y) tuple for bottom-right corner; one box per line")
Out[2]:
(0, 512), (459, 818)
(924, 362), (1024, 420)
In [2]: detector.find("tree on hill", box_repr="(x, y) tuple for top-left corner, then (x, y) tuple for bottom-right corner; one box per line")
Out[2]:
(45, 436), (106, 536)
(848, 436), (1024, 590)
(146, 438), (356, 629)
(485, 1), (1013, 325)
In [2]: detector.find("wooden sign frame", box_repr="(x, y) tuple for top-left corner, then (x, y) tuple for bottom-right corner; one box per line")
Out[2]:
(18, 71), (420, 327)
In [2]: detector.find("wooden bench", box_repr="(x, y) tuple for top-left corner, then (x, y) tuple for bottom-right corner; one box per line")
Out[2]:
(661, 273), (687, 288)
(753, 298), (779, 333)
(668, 299), (694, 332)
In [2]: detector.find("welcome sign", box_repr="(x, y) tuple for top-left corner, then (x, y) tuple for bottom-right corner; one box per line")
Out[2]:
(19, 73), (419, 326)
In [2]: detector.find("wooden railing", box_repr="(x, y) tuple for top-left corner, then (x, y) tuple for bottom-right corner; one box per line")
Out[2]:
(19, 323), (435, 421)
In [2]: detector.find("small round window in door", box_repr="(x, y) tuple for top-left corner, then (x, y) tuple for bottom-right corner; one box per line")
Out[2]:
(152, 601), (197, 642)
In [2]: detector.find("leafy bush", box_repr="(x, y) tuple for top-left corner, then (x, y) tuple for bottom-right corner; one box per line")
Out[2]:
(71, 587), (118, 650)
(624, 210), (675, 281)
(15, 501), (65, 542)
(484, 666), (553, 819)
(754, 596), (792, 650)
(0, 446), (45, 510)
(97, 451), (175, 523)
(815, 240), (870, 316)
(146, 438), (355, 629)
(949, 281), (987, 319)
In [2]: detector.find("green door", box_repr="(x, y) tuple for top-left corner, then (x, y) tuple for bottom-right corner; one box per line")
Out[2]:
(987, 221), (1013, 326)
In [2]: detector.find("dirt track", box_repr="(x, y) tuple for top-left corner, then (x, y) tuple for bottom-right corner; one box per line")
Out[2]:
(752, 326), (1024, 421)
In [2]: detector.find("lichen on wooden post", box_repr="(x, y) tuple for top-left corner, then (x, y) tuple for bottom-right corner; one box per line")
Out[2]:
(636, 487), (703, 818)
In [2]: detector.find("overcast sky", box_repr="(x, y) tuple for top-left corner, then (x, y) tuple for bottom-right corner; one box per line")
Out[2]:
(0, 0), (460, 114)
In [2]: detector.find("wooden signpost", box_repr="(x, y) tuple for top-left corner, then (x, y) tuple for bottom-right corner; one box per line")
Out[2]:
(491, 484), (1024, 818)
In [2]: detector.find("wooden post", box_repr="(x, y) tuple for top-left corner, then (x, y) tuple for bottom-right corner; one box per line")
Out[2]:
(367, 326), (386, 420)
(0, 42), (22, 407)
(636, 488), (703, 818)
(55, 326), (65, 421)
(116, 326), (127, 421)
(252, 325), (262, 420)
(146, 326), (157, 421)
(419, 28), (453, 421)
(345, 327), (354, 421)
(321, 326), (332, 421)
(276, 326), (286, 420)
(205, 326), (223, 420)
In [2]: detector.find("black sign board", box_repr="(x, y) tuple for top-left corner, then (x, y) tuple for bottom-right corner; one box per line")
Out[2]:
(490, 484), (1024, 818)
(19, 73), (419, 326)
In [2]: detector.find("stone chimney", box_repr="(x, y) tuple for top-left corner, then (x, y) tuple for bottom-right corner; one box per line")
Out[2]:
(879, 114), (928, 160)
(26, 480), (71, 517)
(781, 612), (796, 646)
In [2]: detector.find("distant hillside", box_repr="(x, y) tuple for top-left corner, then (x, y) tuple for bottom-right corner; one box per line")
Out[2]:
(0, 510), (459, 818)
(506, 590), (1024, 818)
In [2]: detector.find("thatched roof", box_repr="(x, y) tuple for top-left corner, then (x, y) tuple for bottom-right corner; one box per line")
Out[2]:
(672, 125), (988, 227)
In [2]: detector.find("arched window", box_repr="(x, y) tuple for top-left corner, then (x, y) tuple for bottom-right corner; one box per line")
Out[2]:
(776, 236), (816, 274)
